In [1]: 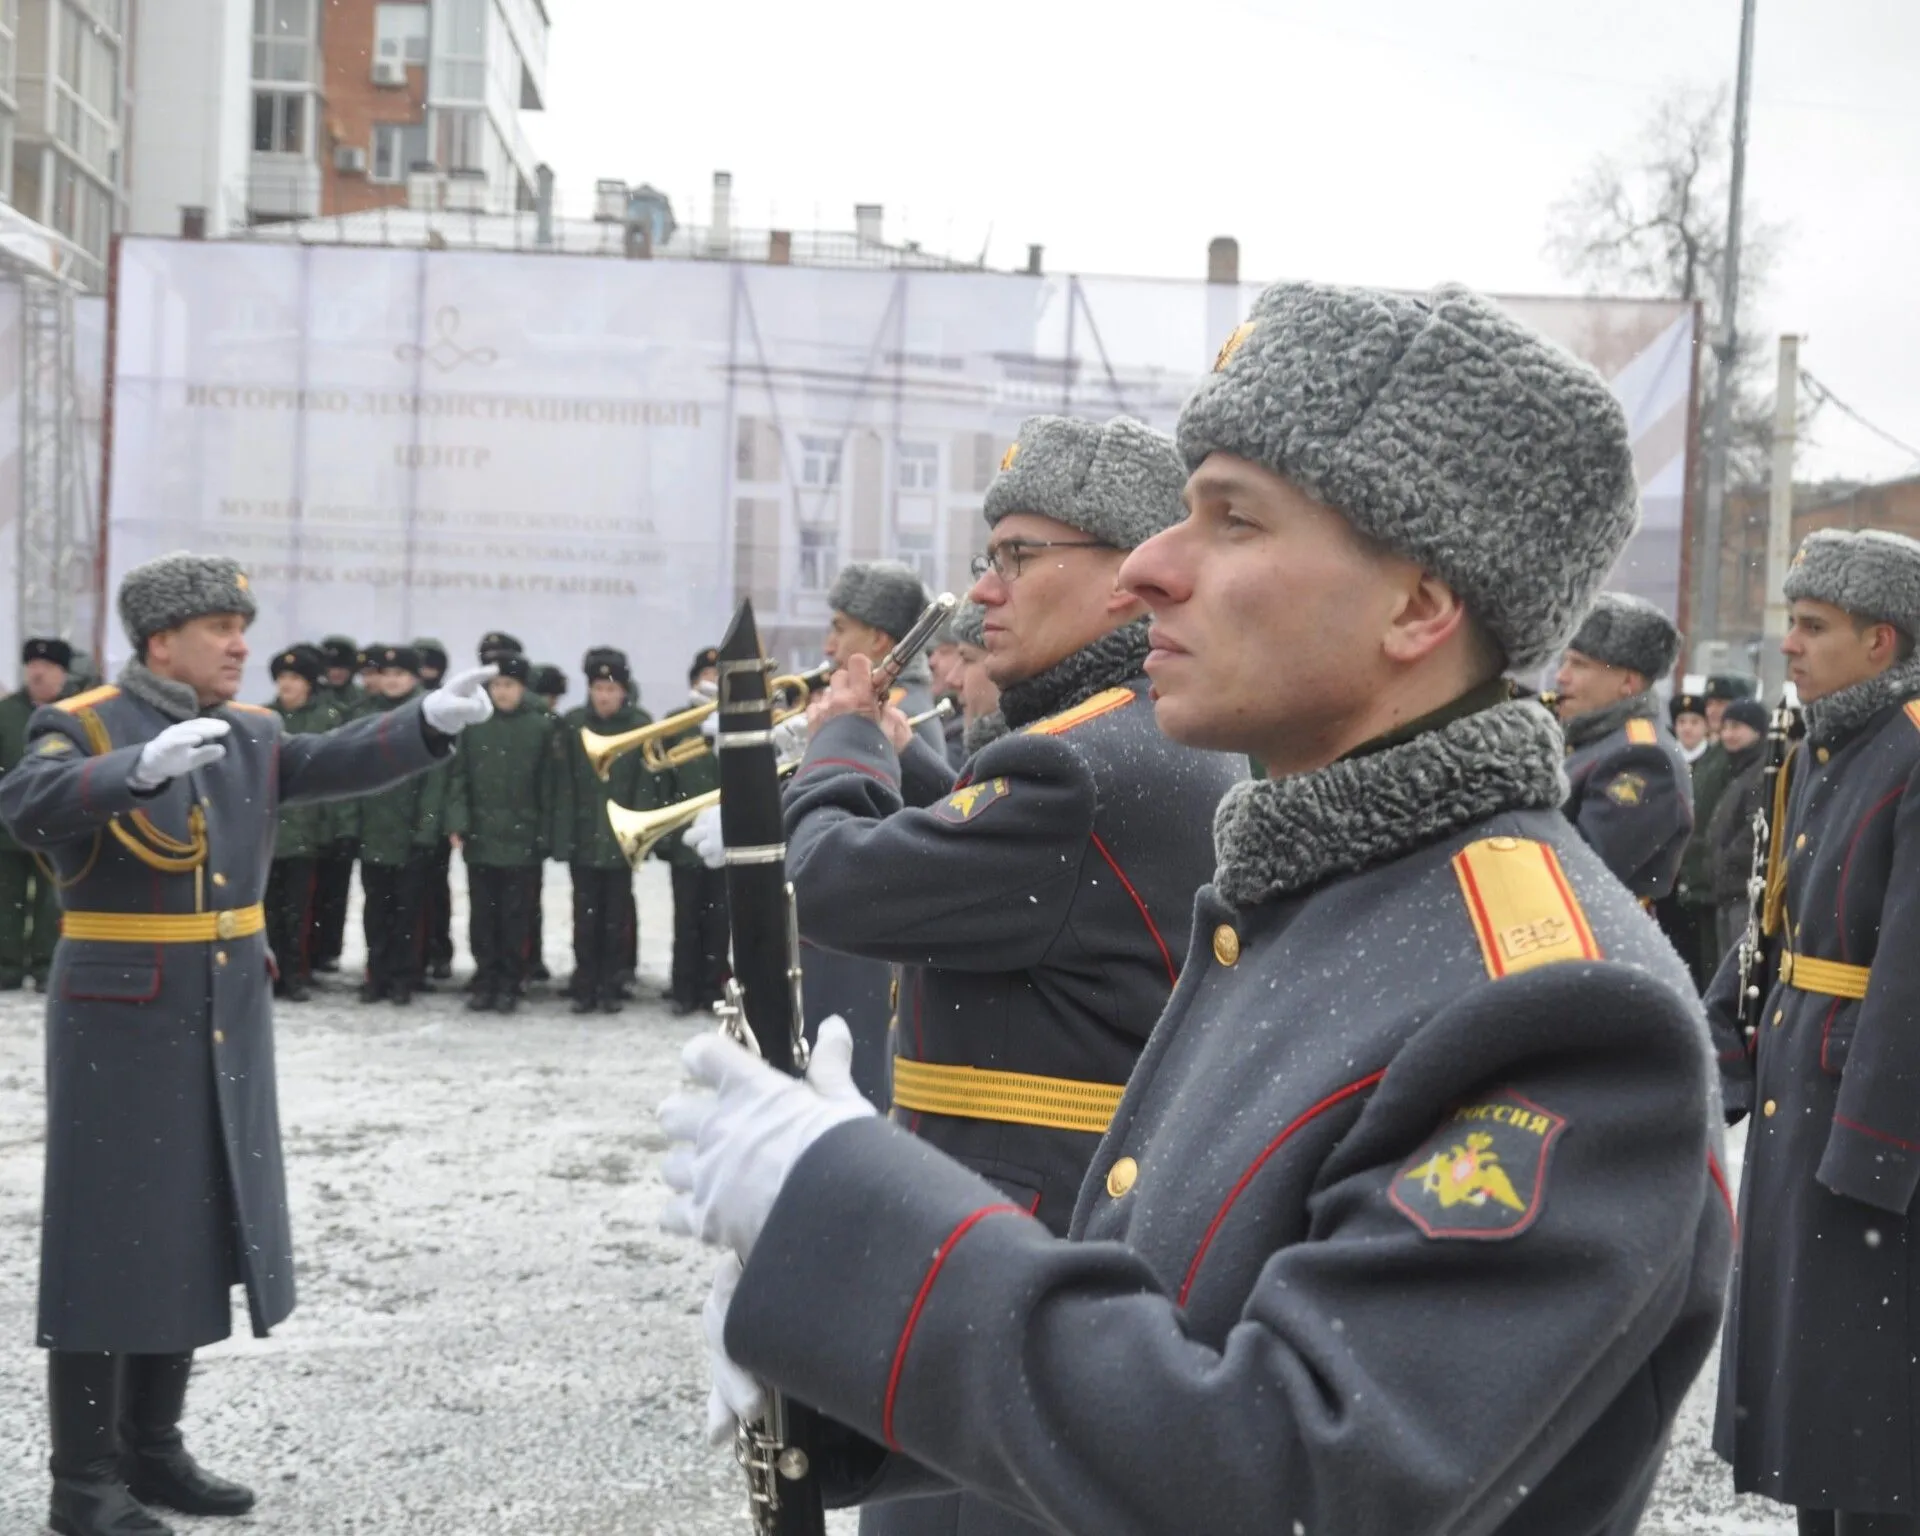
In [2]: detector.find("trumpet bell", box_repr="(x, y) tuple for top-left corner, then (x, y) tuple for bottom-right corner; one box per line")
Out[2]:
(606, 789), (720, 867)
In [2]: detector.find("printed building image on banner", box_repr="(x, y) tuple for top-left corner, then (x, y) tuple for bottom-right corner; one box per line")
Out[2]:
(104, 239), (1695, 708)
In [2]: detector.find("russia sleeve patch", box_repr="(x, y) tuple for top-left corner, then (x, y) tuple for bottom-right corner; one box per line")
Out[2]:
(934, 777), (1010, 824)
(1605, 771), (1647, 806)
(1389, 1090), (1567, 1241)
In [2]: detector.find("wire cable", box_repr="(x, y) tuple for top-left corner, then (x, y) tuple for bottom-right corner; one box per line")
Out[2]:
(1798, 370), (1920, 468)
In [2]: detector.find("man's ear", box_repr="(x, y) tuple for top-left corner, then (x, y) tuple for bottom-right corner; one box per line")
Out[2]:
(1381, 570), (1469, 665)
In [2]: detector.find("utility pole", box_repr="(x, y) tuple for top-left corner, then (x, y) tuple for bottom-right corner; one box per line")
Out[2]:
(1759, 334), (1799, 700)
(1694, 0), (1759, 659)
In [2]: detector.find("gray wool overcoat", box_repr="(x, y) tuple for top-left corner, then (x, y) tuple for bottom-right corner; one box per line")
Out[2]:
(0, 683), (446, 1353)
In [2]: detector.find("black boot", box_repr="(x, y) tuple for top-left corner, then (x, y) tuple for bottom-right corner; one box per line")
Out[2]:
(119, 1353), (254, 1518)
(47, 1351), (174, 1536)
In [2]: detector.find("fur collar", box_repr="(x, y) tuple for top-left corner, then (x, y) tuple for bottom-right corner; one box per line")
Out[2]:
(117, 660), (203, 723)
(1803, 655), (1920, 746)
(997, 619), (1150, 731)
(1212, 698), (1568, 908)
(964, 711), (1010, 754)
(1562, 689), (1658, 750)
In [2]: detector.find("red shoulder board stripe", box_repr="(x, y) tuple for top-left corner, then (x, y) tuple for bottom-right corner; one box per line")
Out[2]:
(1904, 700), (1920, 733)
(1452, 838), (1601, 979)
(1024, 686), (1133, 737)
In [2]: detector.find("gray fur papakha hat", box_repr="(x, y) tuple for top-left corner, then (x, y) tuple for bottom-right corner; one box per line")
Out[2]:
(1177, 282), (1640, 672)
(984, 415), (1185, 550)
(1783, 528), (1920, 637)
(827, 560), (929, 644)
(1565, 591), (1680, 681)
(118, 551), (257, 647)
(950, 600), (987, 649)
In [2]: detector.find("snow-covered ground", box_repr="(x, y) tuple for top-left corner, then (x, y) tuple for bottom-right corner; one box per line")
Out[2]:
(0, 861), (1790, 1533)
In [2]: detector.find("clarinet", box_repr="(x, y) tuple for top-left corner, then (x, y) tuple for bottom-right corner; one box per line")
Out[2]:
(1735, 697), (1802, 1039)
(710, 599), (827, 1536)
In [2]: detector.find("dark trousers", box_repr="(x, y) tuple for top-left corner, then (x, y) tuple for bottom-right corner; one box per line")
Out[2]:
(570, 864), (632, 1003)
(0, 847), (59, 985)
(669, 862), (730, 1005)
(468, 864), (537, 999)
(310, 853), (354, 965)
(621, 882), (639, 983)
(265, 857), (315, 987)
(362, 857), (428, 990)
(423, 839), (454, 971)
(1800, 1513), (1919, 1535)
(48, 1349), (195, 1476)
(1652, 895), (1713, 990)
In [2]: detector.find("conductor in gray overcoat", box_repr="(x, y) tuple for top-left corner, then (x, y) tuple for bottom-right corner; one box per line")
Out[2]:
(0, 553), (496, 1536)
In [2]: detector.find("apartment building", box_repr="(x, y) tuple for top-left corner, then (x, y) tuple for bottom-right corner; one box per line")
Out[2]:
(250, 0), (546, 223)
(12, 0), (124, 285)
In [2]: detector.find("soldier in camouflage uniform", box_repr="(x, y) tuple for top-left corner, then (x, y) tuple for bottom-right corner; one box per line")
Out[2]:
(664, 282), (1729, 1536)
(446, 652), (565, 1013)
(555, 649), (656, 1013)
(264, 643), (341, 1001)
(0, 637), (73, 989)
(1553, 592), (1694, 901)
(350, 645), (447, 1005)
(1707, 529), (1920, 1536)
(0, 555), (493, 1536)
(307, 634), (365, 975)
(413, 637), (456, 981)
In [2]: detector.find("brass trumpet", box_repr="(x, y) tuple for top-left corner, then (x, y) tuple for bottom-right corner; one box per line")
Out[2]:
(579, 663), (832, 780)
(605, 699), (954, 866)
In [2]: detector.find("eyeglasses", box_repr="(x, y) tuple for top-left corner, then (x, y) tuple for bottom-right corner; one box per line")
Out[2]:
(969, 539), (1110, 582)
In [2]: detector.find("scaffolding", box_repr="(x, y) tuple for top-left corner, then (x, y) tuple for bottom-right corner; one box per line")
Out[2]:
(1, 203), (99, 660)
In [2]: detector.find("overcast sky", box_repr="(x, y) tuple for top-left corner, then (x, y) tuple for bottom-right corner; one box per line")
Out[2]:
(524, 0), (1920, 485)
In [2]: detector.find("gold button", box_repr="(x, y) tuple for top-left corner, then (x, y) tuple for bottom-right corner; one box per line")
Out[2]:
(213, 1029), (224, 1044)
(1795, 834), (1807, 851)
(215, 911), (237, 939)
(1817, 747), (1830, 764)
(212, 872), (227, 887)
(1487, 836), (1519, 851)
(1105, 1156), (1138, 1198)
(214, 950), (228, 967)
(1763, 1099), (1777, 1118)
(1212, 925), (1241, 966)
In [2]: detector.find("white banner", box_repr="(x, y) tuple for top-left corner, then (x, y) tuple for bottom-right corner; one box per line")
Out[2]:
(104, 239), (1693, 708)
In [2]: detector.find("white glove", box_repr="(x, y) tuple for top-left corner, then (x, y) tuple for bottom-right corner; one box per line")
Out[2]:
(702, 1254), (766, 1447)
(421, 664), (497, 734)
(687, 803), (727, 871)
(660, 1016), (874, 1260)
(770, 712), (810, 766)
(129, 718), (231, 791)
(699, 709), (719, 742)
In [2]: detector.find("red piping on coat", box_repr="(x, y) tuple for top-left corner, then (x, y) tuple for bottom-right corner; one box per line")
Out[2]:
(882, 1202), (1023, 1450)
(1820, 787), (1904, 1070)
(1706, 1151), (1736, 1240)
(1089, 832), (1175, 987)
(1834, 1114), (1920, 1154)
(1178, 1070), (1387, 1308)
(802, 756), (896, 787)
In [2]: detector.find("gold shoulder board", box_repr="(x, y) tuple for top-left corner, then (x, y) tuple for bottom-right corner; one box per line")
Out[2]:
(228, 702), (274, 716)
(53, 684), (120, 714)
(1624, 719), (1657, 745)
(1451, 837), (1602, 979)
(1025, 687), (1134, 738)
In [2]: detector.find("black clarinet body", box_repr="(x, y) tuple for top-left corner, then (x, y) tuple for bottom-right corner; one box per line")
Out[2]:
(713, 600), (827, 1536)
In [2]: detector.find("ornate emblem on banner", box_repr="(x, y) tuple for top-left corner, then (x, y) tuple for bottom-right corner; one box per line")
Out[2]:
(396, 307), (500, 373)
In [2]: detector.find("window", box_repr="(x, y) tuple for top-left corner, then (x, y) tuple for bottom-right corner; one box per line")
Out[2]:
(374, 2), (429, 64)
(371, 121), (429, 182)
(895, 529), (937, 588)
(896, 443), (939, 491)
(252, 89), (308, 154)
(431, 0), (486, 100)
(433, 106), (485, 172)
(252, 0), (316, 83)
(799, 526), (838, 594)
(798, 433), (842, 489)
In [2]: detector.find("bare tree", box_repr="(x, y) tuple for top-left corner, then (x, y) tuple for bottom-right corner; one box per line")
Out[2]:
(1547, 86), (1785, 487)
